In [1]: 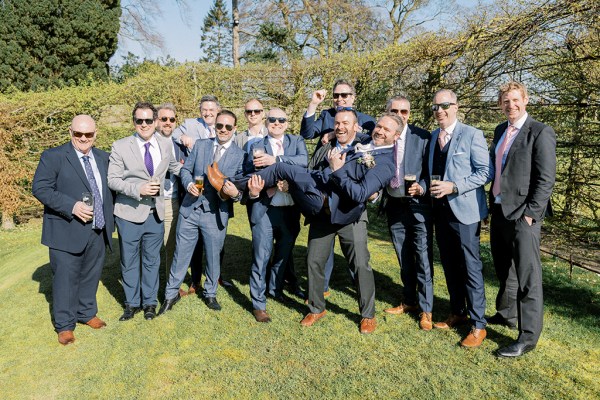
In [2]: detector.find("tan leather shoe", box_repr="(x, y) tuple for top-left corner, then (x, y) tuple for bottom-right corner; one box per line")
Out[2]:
(84, 316), (106, 329)
(384, 303), (419, 315)
(461, 328), (487, 348)
(433, 314), (469, 329)
(300, 310), (327, 327)
(207, 162), (226, 192)
(360, 318), (377, 334)
(253, 309), (272, 323)
(188, 282), (200, 295)
(178, 288), (188, 297)
(58, 330), (75, 345)
(419, 312), (433, 331)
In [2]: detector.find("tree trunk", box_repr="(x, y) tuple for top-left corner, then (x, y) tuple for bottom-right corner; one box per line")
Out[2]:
(232, 0), (240, 66)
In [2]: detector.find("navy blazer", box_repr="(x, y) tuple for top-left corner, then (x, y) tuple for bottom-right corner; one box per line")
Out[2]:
(245, 134), (308, 224)
(380, 124), (431, 220)
(32, 143), (115, 253)
(300, 108), (376, 140)
(325, 144), (396, 225)
(179, 139), (245, 229)
(489, 116), (556, 221)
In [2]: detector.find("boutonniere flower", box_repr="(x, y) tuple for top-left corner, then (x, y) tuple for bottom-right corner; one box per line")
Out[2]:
(357, 152), (376, 169)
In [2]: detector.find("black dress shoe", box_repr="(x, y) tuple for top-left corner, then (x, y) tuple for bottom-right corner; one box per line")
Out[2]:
(119, 306), (140, 321)
(497, 342), (536, 358)
(289, 288), (306, 300)
(204, 297), (221, 311)
(157, 293), (181, 316)
(486, 313), (517, 330)
(143, 305), (156, 320)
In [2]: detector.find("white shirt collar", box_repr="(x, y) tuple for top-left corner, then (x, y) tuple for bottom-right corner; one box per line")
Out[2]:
(509, 112), (528, 130)
(441, 119), (458, 135)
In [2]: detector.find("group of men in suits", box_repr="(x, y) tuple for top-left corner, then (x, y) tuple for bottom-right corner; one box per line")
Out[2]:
(32, 80), (554, 358)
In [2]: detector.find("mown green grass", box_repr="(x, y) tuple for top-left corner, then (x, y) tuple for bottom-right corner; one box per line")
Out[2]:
(0, 206), (598, 399)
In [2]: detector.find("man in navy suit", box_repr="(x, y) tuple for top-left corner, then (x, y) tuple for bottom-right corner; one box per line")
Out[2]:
(381, 95), (434, 331)
(245, 108), (308, 322)
(108, 102), (182, 322)
(158, 110), (245, 314)
(172, 95), (220, 149)
(489, 82), (556, 358)
(226, 111), (402, 334)
(300, 79), (375, 145)
(32, 115), (115, 345)
(428, 89), (491, 348)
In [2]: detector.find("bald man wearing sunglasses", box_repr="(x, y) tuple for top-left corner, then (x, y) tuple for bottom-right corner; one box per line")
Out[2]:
(33, 115), (115, 345)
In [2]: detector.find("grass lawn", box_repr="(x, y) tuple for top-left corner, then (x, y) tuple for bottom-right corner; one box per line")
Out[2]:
(0, 205), (598, 399)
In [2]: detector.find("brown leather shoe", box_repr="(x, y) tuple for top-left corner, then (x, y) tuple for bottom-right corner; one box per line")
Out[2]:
(253, 309), (272, 323)
(419, 312), (433, 331)
(84, 316), (106, 329)
(434, 314), (469, 329)
(207, 162), (226, 192)
(461, 328), (487, 348)
(188, 282), (200, 295)
(360, 318), (377, 334)
(300, 310), (327, 327)
(58, 330), (75, 345)
(178, 288), (188, 297)
(384, 303), (419, 315)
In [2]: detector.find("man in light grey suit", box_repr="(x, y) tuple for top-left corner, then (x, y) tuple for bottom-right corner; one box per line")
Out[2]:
(108, 102), (182, 322)
(158, 110), (245, 314)
(172, 95), (220, 149)
(428, 89), (491, 348)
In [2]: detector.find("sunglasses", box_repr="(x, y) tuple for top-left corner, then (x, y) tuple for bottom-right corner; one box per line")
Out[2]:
(72, 131), (95, 139)
(336, 106), (355, 112)
(431, 102), (456, 111)
(160, 117), (176, 123)
(215, 123), (235, 131)
(390, 109), (410, 116)
(333, 92), (353, 99)
(267, 117), (287, 123)
(134, 118), (155, 125)
(245, 109), (263, 115)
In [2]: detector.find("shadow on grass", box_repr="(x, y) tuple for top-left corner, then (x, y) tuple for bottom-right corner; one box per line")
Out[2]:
(31, 263), (53, 324)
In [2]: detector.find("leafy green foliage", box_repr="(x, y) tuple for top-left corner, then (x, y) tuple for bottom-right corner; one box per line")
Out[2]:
(0, 0), (120, 92)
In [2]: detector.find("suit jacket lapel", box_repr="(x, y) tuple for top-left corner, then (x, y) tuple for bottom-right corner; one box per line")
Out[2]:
(445, 122), (463, 171)
(66, 144), (92, 191)
(128, 135), (150, 178)
(504, 117), (530, 167)
(429, 128), (440, 174)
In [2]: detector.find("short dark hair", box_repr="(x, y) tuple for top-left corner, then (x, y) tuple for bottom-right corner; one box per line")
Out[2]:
(335, 108), (358, 123)
(199, 95), (220, 109)
(132, 102), (157, 121)
(385, 95), (411, 111)
(217, 109), (237, 125)
(333, 79), (356, 95)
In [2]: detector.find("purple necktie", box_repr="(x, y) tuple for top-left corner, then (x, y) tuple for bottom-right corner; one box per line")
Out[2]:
(144, 142), (154, 176)
(389, 140), (401, 188)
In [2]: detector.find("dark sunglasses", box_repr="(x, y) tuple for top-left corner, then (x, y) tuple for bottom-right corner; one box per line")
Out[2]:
(431, 102), (456, 111)
(245, 109), (263, 115)
(160, 117), (176, 123)
(215, 123), (235, 131)
(333, 92), (353, 99)
(267, 117), (287, 123)
(134, 118), (155, 125)
(390, 108), (409, 116)
(336, 106), (355, 112)
(72, 131), (95, 139)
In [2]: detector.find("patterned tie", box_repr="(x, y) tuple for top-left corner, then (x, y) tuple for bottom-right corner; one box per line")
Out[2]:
(213, 144), (224, 163)
(492, 125), (518, 197)
(81, 156), (105, 229)
(144, 142), (154, 177)
(438, 128), (449, 149)
(389, 139), (401, 188)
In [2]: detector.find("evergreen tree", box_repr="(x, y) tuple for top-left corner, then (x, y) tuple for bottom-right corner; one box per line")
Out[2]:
(0, 0), (120, 92)
(200, 0), (232, 65)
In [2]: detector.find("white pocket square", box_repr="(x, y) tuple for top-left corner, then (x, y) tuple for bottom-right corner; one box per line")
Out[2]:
(453, 152), (465, 156)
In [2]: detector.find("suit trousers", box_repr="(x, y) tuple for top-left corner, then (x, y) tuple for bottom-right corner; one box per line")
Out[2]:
(163, 198), (180, 277)
(387, 199), (434, 312)
(49, 229), (107, 332)
(433, 203), (486, 328)
(490, 205), (544, 345)
(116, 212), (164, 307)
(165, 207), (228, 300)
(307, 216), (376, 318)
(250, 205), (300, 310)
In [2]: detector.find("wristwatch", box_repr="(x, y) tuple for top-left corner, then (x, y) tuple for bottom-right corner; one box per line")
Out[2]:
(451, 182), (458, 194)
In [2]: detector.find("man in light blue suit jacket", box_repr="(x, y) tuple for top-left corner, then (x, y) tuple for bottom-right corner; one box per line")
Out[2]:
(159, 110), (245, 314)
(428, 89), (491, 348)
(244, 108), (308, 322)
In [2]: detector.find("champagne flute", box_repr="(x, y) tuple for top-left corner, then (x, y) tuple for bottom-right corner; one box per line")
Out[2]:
(194, 175), (204, 192)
